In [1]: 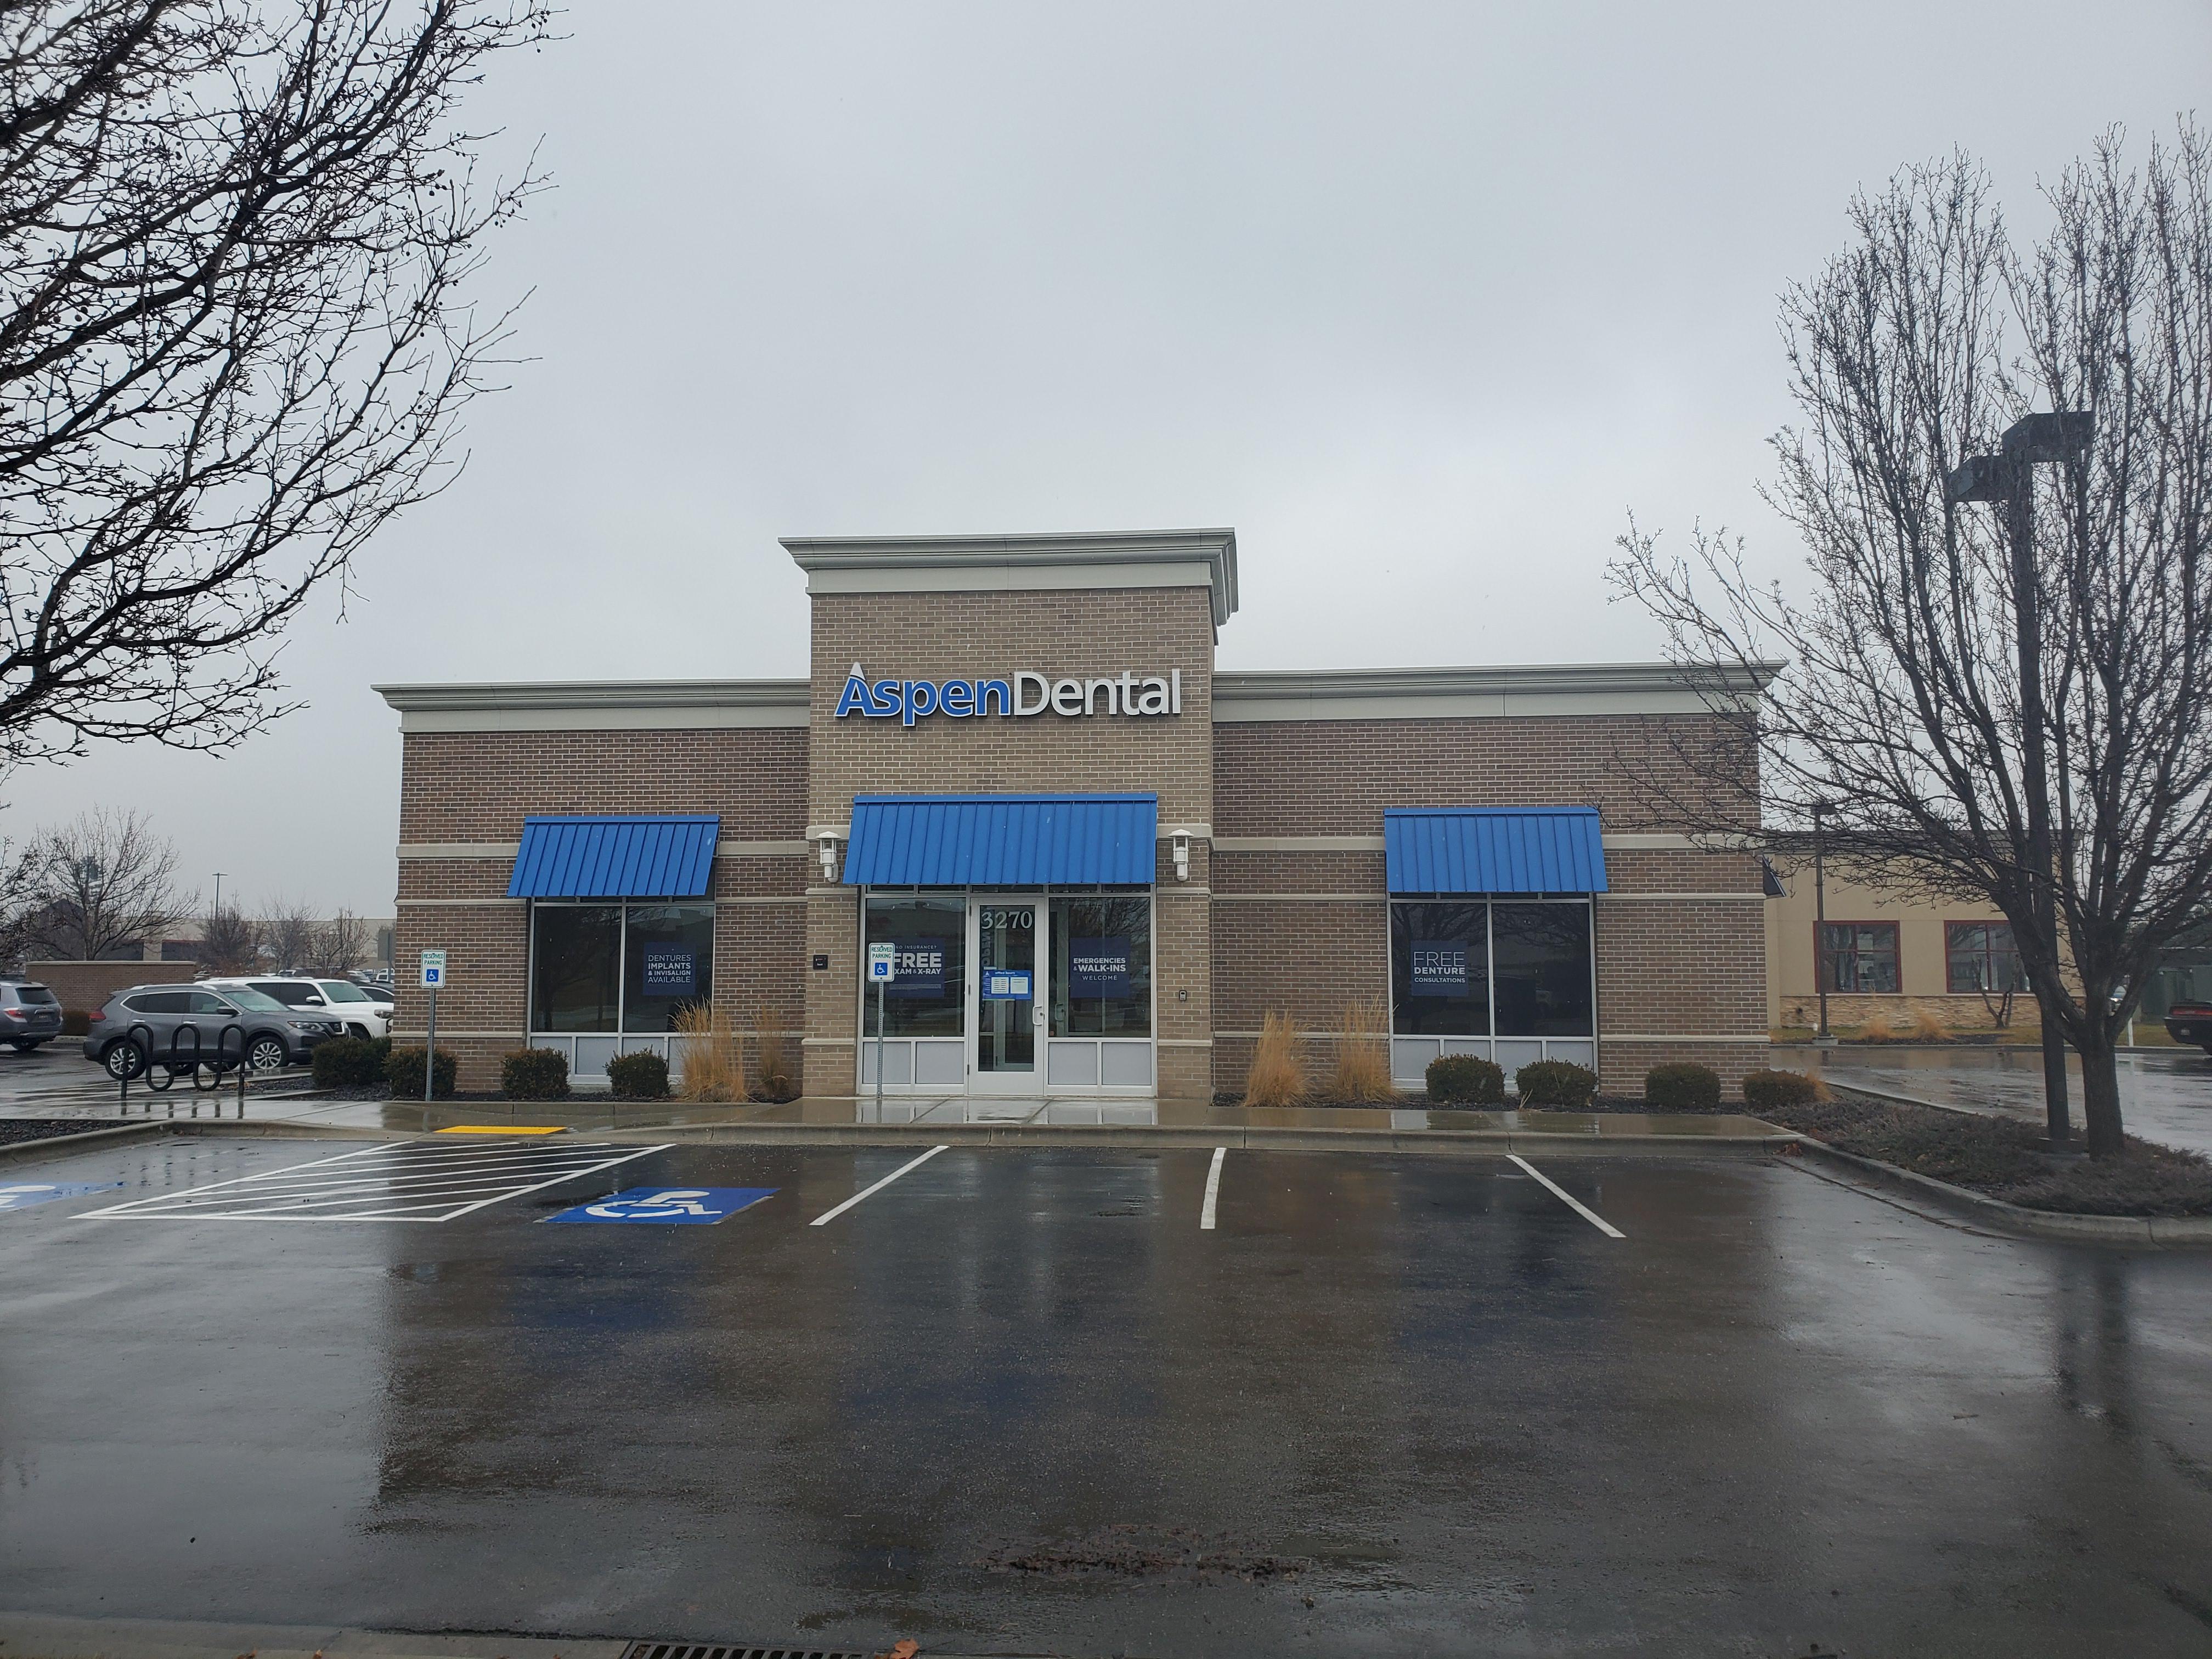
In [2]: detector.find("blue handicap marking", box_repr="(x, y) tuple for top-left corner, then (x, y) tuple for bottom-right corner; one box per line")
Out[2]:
(0, 1181), (123, 1214)
(545, 1186), (777, 1225)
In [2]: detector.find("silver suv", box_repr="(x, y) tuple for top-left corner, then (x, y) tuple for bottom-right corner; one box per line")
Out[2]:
(1, 979), (64, 1052)
(82, 983), (343, 1079)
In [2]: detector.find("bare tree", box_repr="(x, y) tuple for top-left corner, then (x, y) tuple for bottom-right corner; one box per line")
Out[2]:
(259, 899), (317, 972)
(1612, 127), (2212, 1158)
(309, 909), (368, 974)
(198, 904), (260, 975)
(3, 808), (190, 958)
(0, 1), (550, 780)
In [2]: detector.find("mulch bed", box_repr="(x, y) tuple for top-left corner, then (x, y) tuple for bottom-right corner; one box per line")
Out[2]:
(0, 1119), (122, 1147)
(1762, 1093), (2212, 1217)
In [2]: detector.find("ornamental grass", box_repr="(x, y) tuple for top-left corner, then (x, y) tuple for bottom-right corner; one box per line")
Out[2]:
(1329, 998), (1396, 1103)
(1241, 1011), (1310, 1108)
(749, 1006), (798, 1102)
(675, 1001), (743, 1103)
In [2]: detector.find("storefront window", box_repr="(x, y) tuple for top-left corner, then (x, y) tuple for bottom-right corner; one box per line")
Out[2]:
(1492, 902), (1594, 1036)
(864, 895), (966, 1037)
(1946, 921), (2024, 994)
(532, 902), (716, 1033)
(1821, 922), (1900, 993)
(622, 904), (715, 1031)
(1049, 895), (1152, 1036)
(531, 905), (622, 1032)
(1390, 902), (1491, 1035)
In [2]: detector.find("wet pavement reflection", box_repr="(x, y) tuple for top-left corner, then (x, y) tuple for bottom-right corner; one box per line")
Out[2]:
(2, 1136), (2211, 1656)
(1779, 1041), (2212, 1154)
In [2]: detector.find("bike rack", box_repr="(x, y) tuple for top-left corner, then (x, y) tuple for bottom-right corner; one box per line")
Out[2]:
(118, 1019), (251, 1118)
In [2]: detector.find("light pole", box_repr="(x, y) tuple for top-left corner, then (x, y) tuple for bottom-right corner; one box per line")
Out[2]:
(212, 872), (226, 916)
(1812, 802), (1833, 1044)
(1946, 410), (2092, 1150)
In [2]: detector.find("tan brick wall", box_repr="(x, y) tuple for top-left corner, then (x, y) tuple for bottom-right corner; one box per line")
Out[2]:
(1207, 716), (1766, 1098)
(1214, 714), (1752, 835)
(397, 727), (806, 842)
(392, 728), (809, 1088)
(801, 584), (1217, 1102)
(806, 587), (1215, 828)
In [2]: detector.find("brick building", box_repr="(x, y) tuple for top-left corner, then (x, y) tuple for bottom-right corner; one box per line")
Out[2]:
(378, 529), (1774, 1102)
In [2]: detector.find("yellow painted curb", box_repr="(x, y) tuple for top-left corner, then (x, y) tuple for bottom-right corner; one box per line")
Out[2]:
(435, 1124), (568, 1135)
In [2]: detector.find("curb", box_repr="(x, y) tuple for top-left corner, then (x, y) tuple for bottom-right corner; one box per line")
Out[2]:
(4, 1115), (1800, 1160)
(0, 1120), (179, 1166)
(0, 1612), (993, 1659)
(1784, 1136), (2212, 1246)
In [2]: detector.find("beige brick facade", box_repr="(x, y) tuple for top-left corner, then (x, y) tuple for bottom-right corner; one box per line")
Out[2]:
(379, 528), (1771, 1100)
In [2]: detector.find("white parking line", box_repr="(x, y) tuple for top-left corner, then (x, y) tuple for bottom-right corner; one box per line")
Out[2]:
(809, 1144), (949, 1226)
(1509, 1154), (1626, 1239)
(78, 1138), (672, 1222)
(1200, 1145), (1226, 1230)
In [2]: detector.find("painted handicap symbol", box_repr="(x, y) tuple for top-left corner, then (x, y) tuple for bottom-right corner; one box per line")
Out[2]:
(545, 1184), (777, 1226)
(1, 1181), (123, 1214)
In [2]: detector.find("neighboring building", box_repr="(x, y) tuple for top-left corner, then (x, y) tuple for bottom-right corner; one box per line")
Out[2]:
(1766, 853), (2212, 1036)
(1764, 857), (2032, 1033)
(377, 529), (1775, 1101)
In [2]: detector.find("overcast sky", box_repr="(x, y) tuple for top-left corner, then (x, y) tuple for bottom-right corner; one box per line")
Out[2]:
(6, 1), (2209, 918)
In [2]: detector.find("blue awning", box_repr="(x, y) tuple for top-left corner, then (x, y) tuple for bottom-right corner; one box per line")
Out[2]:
(1384, 806), (1607, 894)
(843, 794), (1158, 887)
(507, 815), (720, 898)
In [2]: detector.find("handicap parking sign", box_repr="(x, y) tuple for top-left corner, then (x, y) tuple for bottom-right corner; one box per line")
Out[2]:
(545, 1186), (777, 1225)
(0, 1181), (122, 1214)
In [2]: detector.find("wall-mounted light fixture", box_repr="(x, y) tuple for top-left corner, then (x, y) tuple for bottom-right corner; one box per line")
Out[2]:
(1171, 831), (1191, 882)
(818, 834), (839, 881)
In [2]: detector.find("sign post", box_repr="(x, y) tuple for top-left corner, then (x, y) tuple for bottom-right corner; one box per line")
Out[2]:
(866, 942), (896, 1116)
(419, 949), (448, 1103)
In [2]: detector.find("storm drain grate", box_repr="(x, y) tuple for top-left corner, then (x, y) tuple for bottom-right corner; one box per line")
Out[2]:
(619, 1645), (876, 1659)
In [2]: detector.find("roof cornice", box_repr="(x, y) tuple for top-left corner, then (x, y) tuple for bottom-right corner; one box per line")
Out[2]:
(782, 527), (1239, 629)
(375, 679), (808, 712)
(1213, 661), (1781, 701)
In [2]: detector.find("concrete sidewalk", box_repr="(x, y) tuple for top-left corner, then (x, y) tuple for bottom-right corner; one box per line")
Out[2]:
(0, 1091), (1795, 1158)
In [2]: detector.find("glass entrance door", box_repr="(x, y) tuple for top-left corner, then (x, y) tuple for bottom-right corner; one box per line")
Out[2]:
(973, 898), (1042, 1091)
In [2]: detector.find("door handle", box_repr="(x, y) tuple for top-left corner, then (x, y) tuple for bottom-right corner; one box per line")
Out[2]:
(1032, 1005), (1045, 1025)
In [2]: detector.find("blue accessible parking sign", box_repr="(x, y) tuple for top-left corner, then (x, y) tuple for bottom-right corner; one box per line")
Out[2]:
(545, 1186), (776, 1225)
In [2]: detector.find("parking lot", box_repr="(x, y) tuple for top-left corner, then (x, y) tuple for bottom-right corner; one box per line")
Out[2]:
(3, 1134), (2211, 1657)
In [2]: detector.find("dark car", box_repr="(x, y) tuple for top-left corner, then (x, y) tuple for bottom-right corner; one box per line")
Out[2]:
(81, 983), (343, 1079)
(2166, 1000), (2212, 1054)
(0, 979), (64, 1052)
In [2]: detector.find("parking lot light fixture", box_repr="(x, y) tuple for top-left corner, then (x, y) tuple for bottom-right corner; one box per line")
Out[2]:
(1944, 409), (2094, 1150)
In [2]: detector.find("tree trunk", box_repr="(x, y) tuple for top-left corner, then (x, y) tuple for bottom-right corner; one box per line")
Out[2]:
(2079, 1033), (2126, 1158)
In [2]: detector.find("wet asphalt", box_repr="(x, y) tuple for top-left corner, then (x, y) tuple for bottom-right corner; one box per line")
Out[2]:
(3, 1136), (2211, 1657)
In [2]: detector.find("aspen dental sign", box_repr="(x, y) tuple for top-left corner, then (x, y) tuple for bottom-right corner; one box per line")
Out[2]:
(834, 663), (1184, 726)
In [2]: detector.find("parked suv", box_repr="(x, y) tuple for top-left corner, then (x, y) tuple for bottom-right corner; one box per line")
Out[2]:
(2166, 1000), (2212, 1054)
(82, 983), (343, 1078)
(1, 979), (64, 1052)
(201, 975), (393, 1040)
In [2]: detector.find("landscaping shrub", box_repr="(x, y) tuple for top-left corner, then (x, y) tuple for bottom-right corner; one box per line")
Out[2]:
(385, 1045), (457, 1098)
(312, 1035), (391, 1089)
(1644, 1061), (1722, 1110)
(606, 1049), (669, 1101)
(1515, 1059), (1599, 1108)
(1907, 1009), (1951, 1042)
(1855, 1014), (1897, 1042)
(675, 1001), (742, 1103)
(1425, 1053), (1505, 1105)
(1329, 998), (1396, 1103)
(749, 1008), (798, 1102)
(501, 1047), (570, 1100)
(1240, 1011), (1310, 1108)
(1741, 1067), (1820, 1110)
(60, 1008), (91, 1037)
